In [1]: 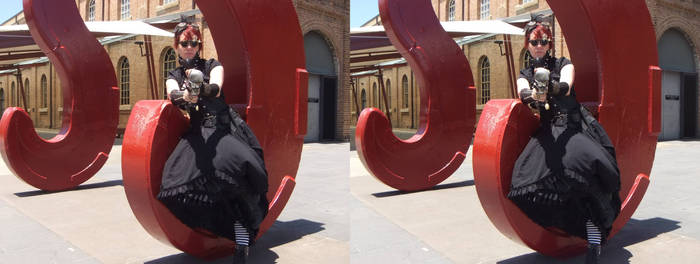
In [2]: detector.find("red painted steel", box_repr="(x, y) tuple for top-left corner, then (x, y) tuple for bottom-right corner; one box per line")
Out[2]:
(355, 0), (476, 191)
(473, 0), (660, 257)
(122, 0), (307, 258)
(0, 0), (119, 191)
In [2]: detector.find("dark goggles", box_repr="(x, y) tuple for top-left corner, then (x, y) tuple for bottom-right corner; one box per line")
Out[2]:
(174, 21), (199, 36)
(179, 40), (200, 48)
(525, 20), (550, 29)
(529, 39), (550, 46)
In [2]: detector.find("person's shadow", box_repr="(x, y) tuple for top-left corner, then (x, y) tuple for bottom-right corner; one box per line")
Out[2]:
(144, 218), (325, 263)
(496, 217), (681, 263)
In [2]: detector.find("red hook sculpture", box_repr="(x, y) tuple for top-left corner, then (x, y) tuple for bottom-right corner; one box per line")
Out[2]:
(355, 0), (476, 192)
(0, 0), (119, 191)
(473, 0), (661, 257)
(122, 0), (307, 259)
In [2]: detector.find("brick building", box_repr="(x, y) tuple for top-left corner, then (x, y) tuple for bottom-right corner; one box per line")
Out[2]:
(0, 0), (351, 142)
(351, 0), (700, 141)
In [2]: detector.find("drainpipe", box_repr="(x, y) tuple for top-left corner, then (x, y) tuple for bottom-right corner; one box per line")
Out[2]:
(49, 62), (53, 128)
(410, 71), (414, 128)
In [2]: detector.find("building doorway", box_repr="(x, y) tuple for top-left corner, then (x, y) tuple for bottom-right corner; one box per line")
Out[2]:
(658, 29), (697, 140)
(303, 31), (337, 142)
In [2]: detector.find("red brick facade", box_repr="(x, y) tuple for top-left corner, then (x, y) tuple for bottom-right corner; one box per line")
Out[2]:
(351, 0), (699, 138)
(1, 0), (351, 141)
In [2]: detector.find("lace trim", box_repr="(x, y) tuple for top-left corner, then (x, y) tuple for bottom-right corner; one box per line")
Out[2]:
(157, 169), (243, 206)
(508, 169), (591, 205)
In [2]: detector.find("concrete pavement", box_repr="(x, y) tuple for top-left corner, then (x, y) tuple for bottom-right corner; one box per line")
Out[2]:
(350, 140), (700, 263)
(2, 129), (700, 263)
(0, 139), (349, 264)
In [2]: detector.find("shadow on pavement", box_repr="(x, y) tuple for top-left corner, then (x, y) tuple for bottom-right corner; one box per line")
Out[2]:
(496, 217), (681, 264)
(37, 131), (124, 146)
(371, 180), (475, 198)
(13, 179), (124, 197)
(145, 219), (325, 264)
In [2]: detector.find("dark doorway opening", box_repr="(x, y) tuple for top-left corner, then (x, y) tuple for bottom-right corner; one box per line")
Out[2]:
(682, 73), (698, 138)
(320, 76), (337, 141)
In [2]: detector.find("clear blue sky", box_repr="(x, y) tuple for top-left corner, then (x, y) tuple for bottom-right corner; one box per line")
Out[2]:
(2, 1), (375, 28)
(350, 0), (379, 28)
(0, 1), (22, 24)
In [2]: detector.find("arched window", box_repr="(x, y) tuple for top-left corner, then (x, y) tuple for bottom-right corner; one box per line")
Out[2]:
(162, 48), (177, 99)
(372, 82), (377, 107)
(87, 0), (96, 21)
(385, 79), (391, 109)
(118, 57), (130, 105)
(11, 82), (15, 106)
(24, 78), (29, 107)
(480, 0), (490, 19)
(521, 50), (533, 71)
(480, 56), (491, 104)
(120, 0), (130, 20)
(361, 89), (367, 110)
(41, 75), (48, 107)
(448, 0), (456, 21)
(401, 75), (409, 108)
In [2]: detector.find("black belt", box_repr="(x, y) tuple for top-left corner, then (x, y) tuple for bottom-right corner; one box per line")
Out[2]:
(549, 111), (581, 127)
(201, 112), (231, 128)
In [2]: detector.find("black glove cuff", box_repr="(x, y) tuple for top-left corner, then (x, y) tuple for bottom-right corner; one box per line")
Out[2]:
(550, 81), (570, 95)
(169, 90), (188, 109)
(519, 89), (535, 104)
(201, 83), (220, 98)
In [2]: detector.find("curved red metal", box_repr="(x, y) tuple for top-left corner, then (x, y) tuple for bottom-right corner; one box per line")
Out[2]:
(121, 0), (307, 259)
(473, 0), (660, 257)
(0, 0), (119, 191)
(355, 0), (476, 192)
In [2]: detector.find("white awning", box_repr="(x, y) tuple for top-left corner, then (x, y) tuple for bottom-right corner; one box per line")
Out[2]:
(351, 19), (523, 51)
(351, 20), (523, 36)
(0, 21), (172, 38)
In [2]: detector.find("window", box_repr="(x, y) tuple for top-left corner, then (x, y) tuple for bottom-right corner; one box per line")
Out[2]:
(480, 0), (490, 19)
(0, 89), (4, 110)
(24, 78), (29, 107)
(402, 75), (408, 108)
(119, 57), (130, 105)
(120, 0), (130, 20)
(163, 0), (177, 4)
(361, 89), (367, 109)
(11, 82), (15, 106)
(87, 0), (96, 21)
(448, 0), (456, 21)
(162, 48), (177, 98)
(372, 82), (377, 107)
(521, 50), (533, 71)
(522, 0), (534, 4)
(480, 57), (491, 104)
(385, 79), (391, 109)
(41, 75), (47, 107)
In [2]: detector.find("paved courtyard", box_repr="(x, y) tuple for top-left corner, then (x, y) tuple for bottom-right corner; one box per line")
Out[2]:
(350, 140), (700, 264)
(1, 129), (699, 263)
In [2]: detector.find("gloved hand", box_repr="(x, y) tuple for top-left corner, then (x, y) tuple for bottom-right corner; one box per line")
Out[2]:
(549, 80), (570, 95)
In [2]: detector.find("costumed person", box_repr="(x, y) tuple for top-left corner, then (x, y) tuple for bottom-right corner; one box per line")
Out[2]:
(157, 19), (269, 264)
(507, 14), (621, 264)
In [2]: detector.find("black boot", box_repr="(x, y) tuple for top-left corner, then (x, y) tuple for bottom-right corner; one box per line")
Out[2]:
(232, 245), (249, 264)
(585, 244), (601, 264)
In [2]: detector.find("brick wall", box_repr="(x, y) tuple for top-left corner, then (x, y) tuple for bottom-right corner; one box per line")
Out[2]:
(4, 0), (350, 141)
(295, 0), (351, 140)
(647, 0), (700, 136)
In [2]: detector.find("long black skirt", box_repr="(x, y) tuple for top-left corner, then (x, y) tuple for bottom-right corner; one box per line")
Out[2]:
(157, 109), (269, 242)
(508, 107), (621, 240)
